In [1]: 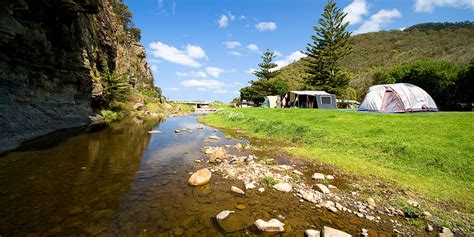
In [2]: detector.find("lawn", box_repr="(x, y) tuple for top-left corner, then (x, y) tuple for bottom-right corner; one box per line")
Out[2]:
(199, 108), (474, 212)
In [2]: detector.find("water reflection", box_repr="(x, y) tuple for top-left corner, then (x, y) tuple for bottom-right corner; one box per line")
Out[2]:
(0, 118), (161, 236)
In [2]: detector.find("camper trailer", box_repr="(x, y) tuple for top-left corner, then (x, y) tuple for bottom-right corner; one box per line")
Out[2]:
(281, 91), (337, 109)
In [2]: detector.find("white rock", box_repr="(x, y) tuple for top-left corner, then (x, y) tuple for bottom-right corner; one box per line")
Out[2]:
(335, 202), (344, 210)
(426, 224), (433, 232)
(326, 175), (334, 180)
(147, 130), (162, 134)
(245, 182), (256, 190)
(194, 160), (201, 163)
(208, 135), (221, 140)
(254, 219), (285, 232)
(230, 186), (245, 194)
(365, 215), (375, 221)
(423, 211), (432, 218)
(367, 198), (376, 208)
(361, 228), (368, 237)
(312, 173), (325, 180)
(234, 143), (243, 149)
(298, 189), (322, 203)
(315, 184), (330, 194)
(323, 201), (337, 213)
(231, 186), (245, 195)
(305, 229), (320, 237)
(293, 170), (304, 176)
(439, 227), (454, 237)
(258, 187), (265, 193)
(407, 199), (419, 207)
(328, 185), (337, 189)
(216, 210), (234, 220)
(273, 183), (292, 192)
(322, 226), (351, 237)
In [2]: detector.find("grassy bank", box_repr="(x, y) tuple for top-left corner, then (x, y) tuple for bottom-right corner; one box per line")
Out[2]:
(199, 109), (474, 213)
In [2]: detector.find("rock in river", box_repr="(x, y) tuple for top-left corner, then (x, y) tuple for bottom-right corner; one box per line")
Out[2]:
(188, 168), (212, 186)
(208, 135), (220, 140)
(216, 210), (234, 221)
(293, 170), (304, 176)
(315, 184), (330, 194)
(312, 173), (325, 180)
(254, 219), (285, 232)
(273, 183), (292, 192)
(322, 226), (351, 237)
(210, 148), (226, 163)
(147, 130), (162, 134)
(305, 229), (320, 237)
(217, 210), (253, 233)
(231, 186), (245, 195)
(234, 143), (243, 149)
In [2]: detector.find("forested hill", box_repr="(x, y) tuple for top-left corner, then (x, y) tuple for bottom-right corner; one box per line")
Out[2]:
(276, 21), (474, 96)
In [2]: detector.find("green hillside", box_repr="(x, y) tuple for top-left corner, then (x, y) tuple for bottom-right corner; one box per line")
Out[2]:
(275, 22), (474, 98)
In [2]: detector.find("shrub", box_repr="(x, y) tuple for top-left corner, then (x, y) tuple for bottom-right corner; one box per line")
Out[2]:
(403, 206), (423, 218)
(100, 110), (118, 123)
(262, 176), (278, 186)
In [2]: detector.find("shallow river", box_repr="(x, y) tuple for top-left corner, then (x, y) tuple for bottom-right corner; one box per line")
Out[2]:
(0, 115), (402, 236)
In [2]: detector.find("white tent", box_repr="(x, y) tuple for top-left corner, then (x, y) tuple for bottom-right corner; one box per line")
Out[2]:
(358, 83), (438, 113)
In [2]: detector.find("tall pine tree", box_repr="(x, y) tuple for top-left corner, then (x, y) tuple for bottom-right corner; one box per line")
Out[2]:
(304, 0), (352, 96)
(254, 49), (279, 80)
(240, 49), (286, 104)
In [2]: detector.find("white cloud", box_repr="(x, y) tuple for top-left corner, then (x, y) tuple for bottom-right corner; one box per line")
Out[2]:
(273, 51), (307, 71)
(180, 79), (228, 93)
(228, 51), (242, 56)
(218, 11), (235, 28)
(354, 9), (402, 34)
(343, 0), (369, 25)
(246, 43), (260, 53)
(176, 67), (225, 79)
(150, 64), (158, 72)
(223, 41), (241, 49)
(218, 15), (229, 28)
(415, 0), (474, 12)
(149, 41), (205, 68)
(273, 50), (282, 57)
(245, 68), (257, 74)
(239, 15), (247, 20)
(255, 21), (277, 31)
(185, 45), (206, 59)
(176, 71), (207, 78)
(163, 87), (181, 91)
(205, 67), (225, 78)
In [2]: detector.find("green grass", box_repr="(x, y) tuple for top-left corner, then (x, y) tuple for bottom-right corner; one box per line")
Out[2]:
(199, 108), (474, 212)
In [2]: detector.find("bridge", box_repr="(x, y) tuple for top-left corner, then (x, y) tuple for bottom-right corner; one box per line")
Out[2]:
(169, 100), (212, 108)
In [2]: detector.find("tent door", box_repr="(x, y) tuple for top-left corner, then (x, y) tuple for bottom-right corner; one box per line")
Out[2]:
(381, 91), (405, 113)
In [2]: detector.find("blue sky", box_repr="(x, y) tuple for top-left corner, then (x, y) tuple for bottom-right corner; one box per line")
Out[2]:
(124, 0), (474, 102)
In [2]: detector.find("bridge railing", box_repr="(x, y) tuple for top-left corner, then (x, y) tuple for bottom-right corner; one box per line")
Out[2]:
(169, 100), (211, 104)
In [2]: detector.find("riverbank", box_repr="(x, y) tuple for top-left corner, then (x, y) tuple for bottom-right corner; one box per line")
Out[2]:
(198, 108), (474, 233)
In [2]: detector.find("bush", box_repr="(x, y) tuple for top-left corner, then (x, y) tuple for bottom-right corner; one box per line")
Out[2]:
(403, 206), (423, 218)
(100, 110), (118, 123)
(262, 176), (278, 186)
(373, 59), (463, 110)
(100, 61), (131, 107)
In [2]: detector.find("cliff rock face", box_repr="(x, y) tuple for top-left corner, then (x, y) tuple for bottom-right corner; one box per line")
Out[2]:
(0, 0), (156, 152)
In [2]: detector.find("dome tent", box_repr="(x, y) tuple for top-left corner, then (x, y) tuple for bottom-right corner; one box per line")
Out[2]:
(358, 83), (438, 113)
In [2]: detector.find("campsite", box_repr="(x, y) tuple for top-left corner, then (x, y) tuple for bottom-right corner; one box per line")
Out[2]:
(1, 0), (472, 236)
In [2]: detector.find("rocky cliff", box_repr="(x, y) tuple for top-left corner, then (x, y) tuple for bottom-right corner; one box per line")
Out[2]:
(0, 0), (157, 152)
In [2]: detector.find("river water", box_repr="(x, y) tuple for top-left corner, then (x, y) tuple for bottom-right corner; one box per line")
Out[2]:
(0, 115), (401, 236)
